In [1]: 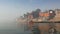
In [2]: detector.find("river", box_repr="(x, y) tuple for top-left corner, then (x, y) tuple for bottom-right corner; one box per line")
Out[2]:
(0, 21), (32, 34)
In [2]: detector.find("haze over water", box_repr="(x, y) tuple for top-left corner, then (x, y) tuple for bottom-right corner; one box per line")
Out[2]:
(0, 0), (60, 34)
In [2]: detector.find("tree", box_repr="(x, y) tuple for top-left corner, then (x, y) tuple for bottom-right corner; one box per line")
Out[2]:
(48, 10), (56, 20)
(32, 9), (41, 18)
(36, 8), (41, 12)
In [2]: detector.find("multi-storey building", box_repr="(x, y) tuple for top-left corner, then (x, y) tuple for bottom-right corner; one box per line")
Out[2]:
(17, 9), (60, 34)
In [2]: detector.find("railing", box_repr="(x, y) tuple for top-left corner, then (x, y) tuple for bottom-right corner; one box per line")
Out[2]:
(33, 21), (60, 23)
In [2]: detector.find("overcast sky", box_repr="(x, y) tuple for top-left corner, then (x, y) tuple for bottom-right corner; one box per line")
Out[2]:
(0, 0), (60, 22)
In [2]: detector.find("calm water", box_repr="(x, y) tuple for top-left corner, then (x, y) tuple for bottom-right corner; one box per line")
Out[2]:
(0, 22), (31, 34)
(1, 22), (60, 34)
(0, 29), (31, 34)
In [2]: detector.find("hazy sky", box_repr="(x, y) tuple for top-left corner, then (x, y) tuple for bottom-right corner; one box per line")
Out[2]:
(0, 0), (60, 21)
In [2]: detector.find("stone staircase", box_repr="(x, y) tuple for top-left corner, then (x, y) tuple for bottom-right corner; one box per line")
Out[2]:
(31, 23), (40, 34)
(49, 14), (60, 21)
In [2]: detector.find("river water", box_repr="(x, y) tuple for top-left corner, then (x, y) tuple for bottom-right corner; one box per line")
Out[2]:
(0, 21), (32, 34)
(0, 21), (60, 34)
